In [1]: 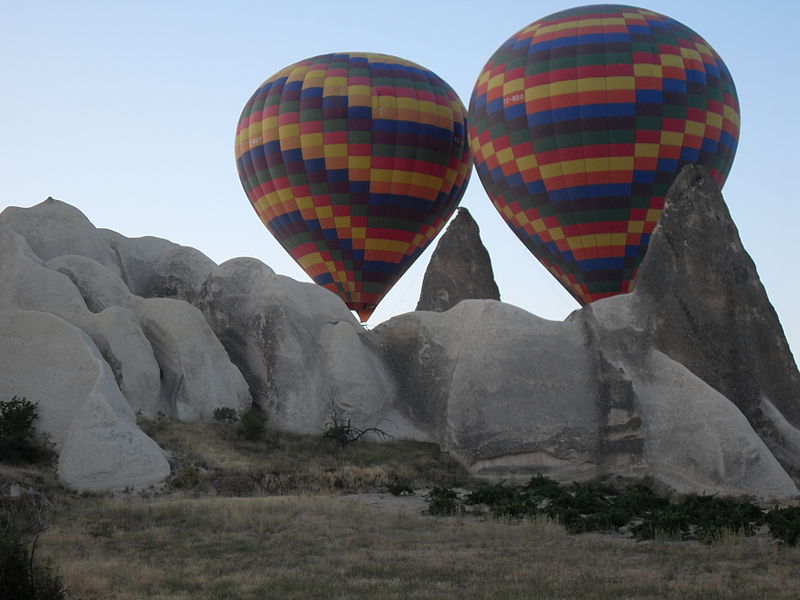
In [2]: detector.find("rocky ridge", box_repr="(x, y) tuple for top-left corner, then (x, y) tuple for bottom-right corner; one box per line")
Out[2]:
(1, 168), (798, 499)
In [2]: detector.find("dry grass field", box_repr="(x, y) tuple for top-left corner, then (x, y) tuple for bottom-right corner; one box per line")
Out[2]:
(5, 421), (800, 599)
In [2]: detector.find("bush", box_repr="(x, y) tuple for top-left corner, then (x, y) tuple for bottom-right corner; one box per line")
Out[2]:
(0, 539), (68, 600)
(424, 475), (792, 546)
(387, 477), (414, 496)
(171, 466), (200, 489)
(425, 487), (462, 516)
(237, 410), (266, 442)
(0, 396), (53, 464)
(767, 506), (800, 546)
(1, 496), (68, 599)
(321, 401), (392, 448)
(213, 407), (239, 423)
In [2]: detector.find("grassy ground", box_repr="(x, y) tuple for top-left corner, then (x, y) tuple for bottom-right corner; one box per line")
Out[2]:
(4, 421), (800, 599)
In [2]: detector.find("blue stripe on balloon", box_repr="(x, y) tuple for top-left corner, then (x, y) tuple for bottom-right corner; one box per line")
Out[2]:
(303, 158), (325, 173)
(314, 273), (334, 285)
(300, 86), (323, 99)
(663, 78), (687, 93)
(327, 168), (348, 182)
(579, 257), (625, 271)
(719, 130), (737, 148)
(504, 103), (526, 120)
(526, 180), (546, 195)
(347, 105), (371, 119)
(680, 147), (700, 162)
(685, 69), (707, 84)
(657, 157), (679, 172)
(372, 119), (453, 141)
(529, 103), (635, 126)
(701, 137), (718, 153)
(625, 245), (640, 258)
(504, 171), (524, 188)
(362, 260), (398, 273)
(636, 90), (662, 103)
(367, 193), (431, 211)
(486, 97), (505, 115)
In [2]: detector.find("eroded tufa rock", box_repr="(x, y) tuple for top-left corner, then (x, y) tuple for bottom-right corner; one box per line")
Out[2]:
(416, 207), (500, 312)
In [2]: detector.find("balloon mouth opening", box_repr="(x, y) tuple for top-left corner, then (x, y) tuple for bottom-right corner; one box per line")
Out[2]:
(349, 304), (376, 323)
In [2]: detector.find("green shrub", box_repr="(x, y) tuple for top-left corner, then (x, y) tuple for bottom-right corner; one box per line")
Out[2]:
(1, 496), (68, 599)
(766, 506), (800, 546)
(631, 495), (765, 542)
(0, 396), (54, 464)
(237, 410), (266, 442)
(213, 407), (239, 423)
(424, 475), (790, 546)
(0, 538), (68, 600)
(387, 477), (414, 496)
(425, 487), (462, 516)
(171, 466), (200, 489)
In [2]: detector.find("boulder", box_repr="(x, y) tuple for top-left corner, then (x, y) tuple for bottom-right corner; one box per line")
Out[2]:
(416, 207), (500, 312)
(0, 309), (169, 492)
(197, 257), (395, 433)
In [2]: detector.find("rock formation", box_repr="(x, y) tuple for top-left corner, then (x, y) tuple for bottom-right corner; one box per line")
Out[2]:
(0, 199), (250, 491)
(416, 207), (500, 312)
(0, 309), (169, 492)
(196, 257), (395, 434)
(372, 300), (797, 499)
(1, 170), (798, 499)
(372, 166), (800, 499)
(589, 165), (800, 472)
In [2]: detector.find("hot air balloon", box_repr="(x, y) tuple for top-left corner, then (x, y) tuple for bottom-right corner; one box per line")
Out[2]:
(235, 53), (472, 321)
(469, 4), (739, 305)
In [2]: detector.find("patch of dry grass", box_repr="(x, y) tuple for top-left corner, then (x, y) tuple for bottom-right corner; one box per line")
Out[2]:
(139, 420), (470, 496)
(38, 494), (800, 600)
(7, 421), (800, 599)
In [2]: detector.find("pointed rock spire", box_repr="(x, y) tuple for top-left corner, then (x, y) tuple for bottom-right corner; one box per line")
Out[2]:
(416, 207), (500, 312)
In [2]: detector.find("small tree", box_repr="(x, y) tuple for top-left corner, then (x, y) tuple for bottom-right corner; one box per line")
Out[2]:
(0, 397), (52, 464)
(322, 389), (392, 448)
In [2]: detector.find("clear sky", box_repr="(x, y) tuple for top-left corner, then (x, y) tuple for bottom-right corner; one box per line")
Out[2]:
(2, 0), (798, 359)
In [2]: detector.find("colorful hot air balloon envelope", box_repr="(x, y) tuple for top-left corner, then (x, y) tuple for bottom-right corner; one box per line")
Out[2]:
(469, 4), (740, 305)
(235, 53), (472, 321)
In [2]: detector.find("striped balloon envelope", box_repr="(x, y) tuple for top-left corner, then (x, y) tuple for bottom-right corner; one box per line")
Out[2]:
(469, 4), (739, 305)
(235, 53), (471, 321)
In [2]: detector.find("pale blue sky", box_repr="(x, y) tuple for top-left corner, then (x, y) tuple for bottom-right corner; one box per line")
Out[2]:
(2, 0), (798, 358)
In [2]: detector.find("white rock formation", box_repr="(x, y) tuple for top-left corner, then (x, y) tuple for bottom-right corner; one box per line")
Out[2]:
(197, 258), (395, 433)
(372, 300), (798, 499)
(0, 199), (251, 491)
(1, 189), (797, 500)
(0, 309), (169, 492)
